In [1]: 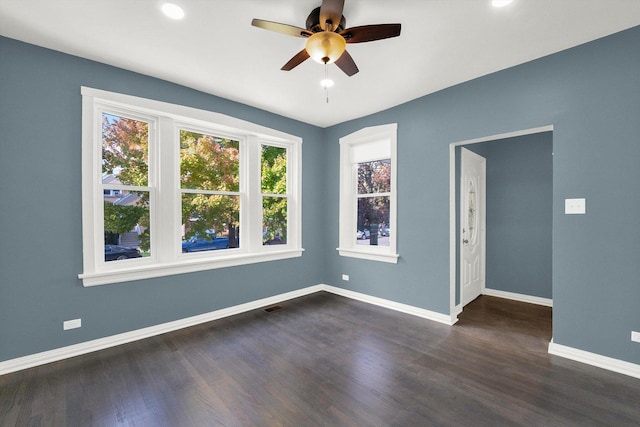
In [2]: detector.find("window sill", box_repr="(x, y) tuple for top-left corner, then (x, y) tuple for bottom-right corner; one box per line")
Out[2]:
(336, 247), (399, 264)
(79, 248), (304, 287)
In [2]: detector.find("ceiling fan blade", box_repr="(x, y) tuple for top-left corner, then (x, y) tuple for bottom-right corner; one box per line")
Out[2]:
(319, 0), (345, 31)
(341, 24), (402, 43)
(335, 50), (359, 76)
(281, 49), (311, 71)
(251, 19), (312, 38)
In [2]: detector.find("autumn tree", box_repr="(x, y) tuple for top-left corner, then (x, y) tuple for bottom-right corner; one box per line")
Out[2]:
(357, 159), (391, 234)
(101, 117), (289, 250)
(102, 114), (150, 250)
(180, 131), (240, 247)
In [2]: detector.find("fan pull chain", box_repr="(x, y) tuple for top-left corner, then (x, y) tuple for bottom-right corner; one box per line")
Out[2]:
(320, 64), (334, 103)
(324, 64), (330, 103)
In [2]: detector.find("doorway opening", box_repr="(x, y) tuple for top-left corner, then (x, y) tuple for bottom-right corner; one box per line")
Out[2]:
(449, 125), (554, 323)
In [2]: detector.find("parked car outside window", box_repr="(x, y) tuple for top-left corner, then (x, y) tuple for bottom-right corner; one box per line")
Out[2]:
(356, 229), (371, 240)
(104, 244), (142, 261)
(182, 232), (229, 253)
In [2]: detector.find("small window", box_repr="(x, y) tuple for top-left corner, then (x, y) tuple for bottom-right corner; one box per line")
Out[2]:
(356, 159), (391, 247)
(338, 123), (398, 263)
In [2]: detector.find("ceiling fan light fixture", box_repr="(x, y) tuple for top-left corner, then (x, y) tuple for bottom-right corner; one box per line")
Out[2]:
(305, 31), (346, 64)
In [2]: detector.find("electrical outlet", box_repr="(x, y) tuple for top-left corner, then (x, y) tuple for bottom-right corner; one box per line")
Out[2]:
(342, 274), (349, 281)
(632, 331), (640, 343)
(63, 319), (82, 330)
(565, 198), (586, 214)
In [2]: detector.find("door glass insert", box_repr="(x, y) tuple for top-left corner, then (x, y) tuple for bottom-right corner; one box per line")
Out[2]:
(467, 180), (477, 243)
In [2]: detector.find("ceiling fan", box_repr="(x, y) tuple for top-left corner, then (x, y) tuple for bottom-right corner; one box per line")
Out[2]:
(251, 0), (401, 76)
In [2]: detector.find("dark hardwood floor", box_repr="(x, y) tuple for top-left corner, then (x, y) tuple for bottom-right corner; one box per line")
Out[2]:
(2, 292), (640, 426)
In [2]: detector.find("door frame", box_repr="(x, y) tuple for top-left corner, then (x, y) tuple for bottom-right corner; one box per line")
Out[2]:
(449, 125), (554, 324)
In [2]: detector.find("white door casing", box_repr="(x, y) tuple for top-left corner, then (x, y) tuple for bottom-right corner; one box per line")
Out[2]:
(460, 148), (486, 306)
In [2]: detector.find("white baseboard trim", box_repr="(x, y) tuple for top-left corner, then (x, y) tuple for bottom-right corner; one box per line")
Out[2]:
(483, 288), (553, 307)
(454, 304), (463, 316)
(548, 341), (640, 380)
(0, 285), (324, 376)
(323, 285), (455, 326)
(1, 284), (453, 376)
(3, 284), (637, 381)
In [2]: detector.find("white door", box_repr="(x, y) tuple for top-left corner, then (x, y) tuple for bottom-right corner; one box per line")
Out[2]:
(460, 148), (486, 306)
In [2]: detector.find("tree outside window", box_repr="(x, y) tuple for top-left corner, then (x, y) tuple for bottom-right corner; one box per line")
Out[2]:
(261, 145), (287, 245)
(180, 130), (240, 251)
(338, 123), (397, 263)
(101, 114), (150, 258)
(81, 87), (303, 285)
(356, 160), (391, 246)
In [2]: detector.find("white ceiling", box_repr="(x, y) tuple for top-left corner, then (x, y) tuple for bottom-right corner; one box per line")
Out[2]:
(1, 0), (640, 127)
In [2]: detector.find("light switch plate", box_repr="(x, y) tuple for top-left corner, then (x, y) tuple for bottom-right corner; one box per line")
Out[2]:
(565, 198), (586, 214)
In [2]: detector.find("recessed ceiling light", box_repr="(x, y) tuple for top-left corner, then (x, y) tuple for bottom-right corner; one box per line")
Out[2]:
(492, 0), (513, 7)
(161, 3), (185, 20)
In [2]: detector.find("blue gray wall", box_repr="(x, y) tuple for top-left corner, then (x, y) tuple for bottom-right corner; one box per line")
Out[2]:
(466, 132), (553, 299)
(2, 24), (640, 368)
(0, 36), (326, 362)
(324, 25), (640, 365)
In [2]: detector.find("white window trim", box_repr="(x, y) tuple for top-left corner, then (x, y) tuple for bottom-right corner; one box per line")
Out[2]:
(79, 87), (303, 286)
(337, 123), (399, 263)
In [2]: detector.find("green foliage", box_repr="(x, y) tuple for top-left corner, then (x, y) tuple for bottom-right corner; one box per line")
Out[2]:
(263, 197), (287, 243)
(103, 201), (150, 250)
(262, 146), (287, 243)
(180, 131), (239, 191)
(180, 131), (240, 246)
(102, 114), (151, 250)
(103, 202), (146, 234)
(181, 193), (239, 243)
(261, 146), (287, 194)
(100, 120), (289, 249)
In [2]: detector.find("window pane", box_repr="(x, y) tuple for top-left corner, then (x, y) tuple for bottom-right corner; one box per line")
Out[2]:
(356, 196), (390, 247)
(103, 190), (149, 261)
(180, 131), (239, 192)
(181, 193), (240, 252)
(261, 145), (287, 194)
(102, 113), (149, 186)
(357, 159), (391, 194)
(263, 196), (287, 245)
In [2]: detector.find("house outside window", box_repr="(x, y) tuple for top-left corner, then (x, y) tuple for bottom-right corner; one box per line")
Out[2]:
(338, 123), (399, 263)
(80, 87), (302, 286)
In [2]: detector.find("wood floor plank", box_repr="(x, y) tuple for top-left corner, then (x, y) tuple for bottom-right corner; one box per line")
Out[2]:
(1, 292), (639, 426)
